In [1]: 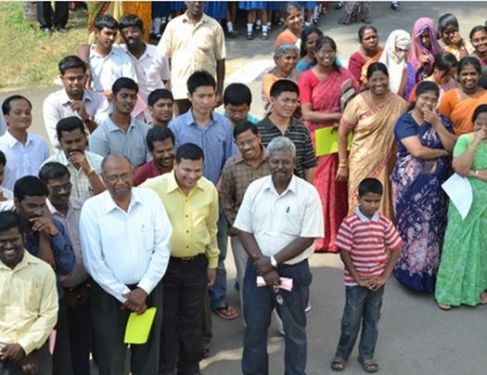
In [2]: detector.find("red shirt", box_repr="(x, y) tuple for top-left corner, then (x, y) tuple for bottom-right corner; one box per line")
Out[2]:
(133, 160), (172, 186)
(335, 207), (403, 286)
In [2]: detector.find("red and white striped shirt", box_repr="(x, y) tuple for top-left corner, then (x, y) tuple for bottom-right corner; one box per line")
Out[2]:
(335, 207), (403, 286)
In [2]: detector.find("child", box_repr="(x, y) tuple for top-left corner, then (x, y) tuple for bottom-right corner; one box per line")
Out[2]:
(148, 88), (174, 127)
(223, 83), (260, 127)
(331, 178), (403, 373)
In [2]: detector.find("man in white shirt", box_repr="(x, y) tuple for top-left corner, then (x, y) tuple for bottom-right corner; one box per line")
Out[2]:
(43, 117), (105, 203)
(43, 55), (108, 149)
(80, 154), (172, 375)
(234, 136), (324, 375)
(87, 15), (137, 97)
(119, 14), (170, 121)
(0, 95), (49, 191)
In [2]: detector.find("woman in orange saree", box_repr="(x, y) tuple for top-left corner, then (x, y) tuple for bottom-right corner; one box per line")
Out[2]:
(439, 56), (487, 136)
(299, 36), (358, 252)
(337, 62), (408, 220)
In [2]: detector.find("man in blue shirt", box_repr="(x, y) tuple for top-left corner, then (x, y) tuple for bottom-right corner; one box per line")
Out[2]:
(14, 176), (75, 375)
(169, 71), (238, 348)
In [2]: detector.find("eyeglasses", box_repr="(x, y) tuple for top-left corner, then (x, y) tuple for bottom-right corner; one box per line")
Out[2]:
(103, 173), (133, 183)
(50, 182), (72, 193)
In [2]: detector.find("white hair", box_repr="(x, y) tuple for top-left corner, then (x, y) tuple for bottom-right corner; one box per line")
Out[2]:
(267, 136), (296, 159)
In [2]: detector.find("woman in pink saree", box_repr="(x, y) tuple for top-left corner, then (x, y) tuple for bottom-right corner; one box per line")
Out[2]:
(299, 36), (358, 252)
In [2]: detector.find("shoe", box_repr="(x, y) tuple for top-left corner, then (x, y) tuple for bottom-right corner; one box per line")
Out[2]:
(247, 31), (254, 40)
(261, 32), (268, 41)
(335, 2), (343, 10)
(56, 27), (68, 33)
(391, 3), (400, 11)
(41, 27), (52, 35)
(227, 30), (238, 39)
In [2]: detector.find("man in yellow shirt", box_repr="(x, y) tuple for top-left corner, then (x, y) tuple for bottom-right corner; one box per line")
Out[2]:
(142, 143), (219, 375)
(0, 211), (58, 375)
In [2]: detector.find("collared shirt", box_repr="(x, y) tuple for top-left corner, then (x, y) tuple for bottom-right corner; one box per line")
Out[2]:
(141, 171), (220, 268)
(158, 12), (226, 99)
(80, 188), (172, 302)
(89, 116), (151, 168)
(47, 198), (88, 288)
(257, 116), (317, 179)
(133, 159), (172, 186)
(234, 175), (324, 265)
(89, 45), (138, 92)
(0, 131), (50, 191)
(25, 219), (76, 298)
(120, 43), (170, 103)
(0, 252), (58, 355)
(169, 110), (236, 184)
(43, 151), (103, 202)
(220, 149), (270, 229)
(1, 187), (13, 200)
(335, 207), (403, 286)
(42, 88), (109, 149)
(0, 113), (6, 136)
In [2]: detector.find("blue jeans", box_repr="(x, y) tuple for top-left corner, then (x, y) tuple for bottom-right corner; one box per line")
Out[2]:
(208, 212), (228, 309)
(335, 285), (384, 360)
(242, 259), (311, 375)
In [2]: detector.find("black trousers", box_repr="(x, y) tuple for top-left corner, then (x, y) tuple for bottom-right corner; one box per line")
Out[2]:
(37, 1), (69, 29)
(91, 281), (164, 375)
(159, 255), (208, 375)
(53, 288), (92, 375)
(0, 343), (51, 375)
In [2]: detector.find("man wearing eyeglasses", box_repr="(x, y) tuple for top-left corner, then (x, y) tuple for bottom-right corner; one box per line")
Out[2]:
(39, 162), (91, 375)
(80, 154), (172, 375)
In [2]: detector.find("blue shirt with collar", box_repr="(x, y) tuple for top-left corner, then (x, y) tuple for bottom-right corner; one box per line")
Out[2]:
(25, 218), (76, 299)
(169, 109), (237, 184)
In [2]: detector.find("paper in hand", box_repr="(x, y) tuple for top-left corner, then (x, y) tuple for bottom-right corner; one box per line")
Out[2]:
(256, 276), (293, 291)
(124, 307), (157, 345)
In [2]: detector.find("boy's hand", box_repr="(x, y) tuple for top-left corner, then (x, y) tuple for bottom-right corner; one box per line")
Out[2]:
(357, 277), (373, 289)
(368, 276), (387, 291)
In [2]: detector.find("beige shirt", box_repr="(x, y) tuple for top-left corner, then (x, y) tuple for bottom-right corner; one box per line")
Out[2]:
(158, 12), (226, 100)
(0, 251), (58, 355)
(234, 175), (324, 265)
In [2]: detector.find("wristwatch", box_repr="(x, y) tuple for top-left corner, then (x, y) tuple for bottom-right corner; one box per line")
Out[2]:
(270, 255), (278, 268)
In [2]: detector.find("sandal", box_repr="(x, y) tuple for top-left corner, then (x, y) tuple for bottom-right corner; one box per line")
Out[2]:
(213, 304), (239, 320)
(358, 358), (379, 373)
(437, 303), (452, 311)
(330, 356), (347, 371)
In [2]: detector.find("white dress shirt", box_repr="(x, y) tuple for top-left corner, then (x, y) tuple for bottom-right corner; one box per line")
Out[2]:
(42, 88), (109, 149)
(80, 188), (172, 302)
(89, 45), (138, 92)
(43, 151), (103, 202)
(120, 44), (170, 102)
(0, 131), (49, 191)
(234, 175), (324, 265)
(0, 113), (6, 136)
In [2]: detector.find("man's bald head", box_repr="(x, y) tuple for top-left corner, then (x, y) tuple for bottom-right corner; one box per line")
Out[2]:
(101, 154), (134, 201)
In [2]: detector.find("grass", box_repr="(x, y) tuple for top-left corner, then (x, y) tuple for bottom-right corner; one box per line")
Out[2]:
(0, 2), (88, 91)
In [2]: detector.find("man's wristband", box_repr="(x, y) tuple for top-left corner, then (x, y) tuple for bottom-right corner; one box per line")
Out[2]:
(270, 255), (278, 268)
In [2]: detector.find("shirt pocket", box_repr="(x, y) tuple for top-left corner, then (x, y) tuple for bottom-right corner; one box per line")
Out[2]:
(196, 32), (214, 53)
(21, 280), (42, 315)
(279, 208), (303, 237)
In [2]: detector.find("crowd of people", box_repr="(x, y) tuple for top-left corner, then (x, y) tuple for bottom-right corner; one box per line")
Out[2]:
(1, 2), (487, 375)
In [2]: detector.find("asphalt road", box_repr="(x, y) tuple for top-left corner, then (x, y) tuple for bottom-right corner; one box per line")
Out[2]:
(1, 2), (486, 374)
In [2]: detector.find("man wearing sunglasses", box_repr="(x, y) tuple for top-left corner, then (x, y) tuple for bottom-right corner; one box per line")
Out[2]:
(39, 162), (91, 375)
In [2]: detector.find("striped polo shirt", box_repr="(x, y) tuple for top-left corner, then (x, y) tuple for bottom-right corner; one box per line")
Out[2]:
(335, 207), (403, 286)
(257, 116), (317, 179)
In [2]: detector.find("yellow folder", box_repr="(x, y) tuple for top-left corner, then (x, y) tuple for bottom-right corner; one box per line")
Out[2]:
(315, 127), (352, 157)
(124, 307), (157, 345)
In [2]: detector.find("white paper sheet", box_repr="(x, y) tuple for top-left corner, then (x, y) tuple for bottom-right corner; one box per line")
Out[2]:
(441, 173), (473, 220)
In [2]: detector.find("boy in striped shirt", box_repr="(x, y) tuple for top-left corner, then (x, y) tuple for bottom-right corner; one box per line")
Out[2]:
(331, 178), (403, 374)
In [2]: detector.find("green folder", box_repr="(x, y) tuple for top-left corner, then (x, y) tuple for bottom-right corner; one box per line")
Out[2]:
(124, 307), (157, 345)
(315, 127), (352, 157)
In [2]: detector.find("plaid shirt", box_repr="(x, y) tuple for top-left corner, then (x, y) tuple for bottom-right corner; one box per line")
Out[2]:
(220, 149), (270, 234)
(257, 116), (316, 179)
